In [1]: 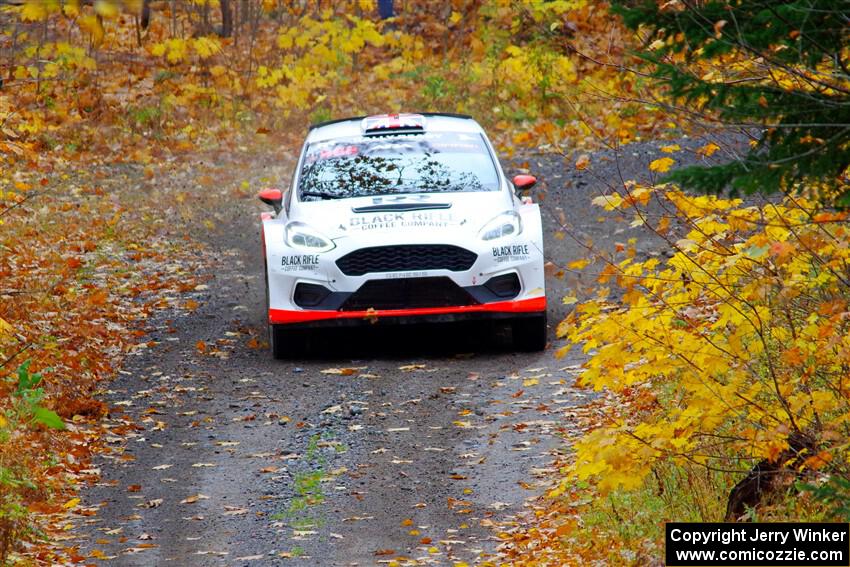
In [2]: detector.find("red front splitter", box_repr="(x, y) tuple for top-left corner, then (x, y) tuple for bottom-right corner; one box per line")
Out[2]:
(269, 296), (546, 325)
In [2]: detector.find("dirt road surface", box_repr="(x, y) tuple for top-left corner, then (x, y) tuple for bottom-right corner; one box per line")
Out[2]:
(73, 139), (727, 566)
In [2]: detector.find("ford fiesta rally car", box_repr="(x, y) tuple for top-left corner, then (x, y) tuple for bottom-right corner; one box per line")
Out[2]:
(258, 113), (546, 358)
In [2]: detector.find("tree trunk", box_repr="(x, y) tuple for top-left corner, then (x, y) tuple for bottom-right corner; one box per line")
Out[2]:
(220, 0), (233, 37)
(169, 0), (177, 37)
(724, 432), (813, 522)
(140, 0), (151, 29)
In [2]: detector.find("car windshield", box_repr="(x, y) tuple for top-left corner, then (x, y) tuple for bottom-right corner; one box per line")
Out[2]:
(298, 131), (500, 201)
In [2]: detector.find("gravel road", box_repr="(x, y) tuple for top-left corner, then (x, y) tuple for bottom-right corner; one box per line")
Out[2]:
(74, 135), (741, 566)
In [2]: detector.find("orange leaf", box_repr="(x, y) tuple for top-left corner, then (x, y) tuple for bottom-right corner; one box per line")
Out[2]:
(575, 154), (590, 170)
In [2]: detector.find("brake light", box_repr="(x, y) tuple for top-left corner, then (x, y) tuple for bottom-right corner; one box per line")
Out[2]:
(362, 113), (426, 135)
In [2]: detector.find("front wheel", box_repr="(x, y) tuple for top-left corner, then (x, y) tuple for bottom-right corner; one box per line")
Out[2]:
(265, 261), (309, 359)
(512, 313), (547, 352)
(269, 324), (310, 359)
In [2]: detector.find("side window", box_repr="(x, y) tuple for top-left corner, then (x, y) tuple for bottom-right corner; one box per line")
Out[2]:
(288, 142), (307, 213)
(285, 175), (295, 215)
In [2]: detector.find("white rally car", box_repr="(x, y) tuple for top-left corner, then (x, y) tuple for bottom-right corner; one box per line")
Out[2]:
(258, 113), (546, 358)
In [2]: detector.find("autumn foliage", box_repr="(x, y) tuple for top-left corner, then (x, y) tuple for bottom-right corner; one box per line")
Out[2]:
(500, 1), (850, 563)
(497, 179), (850, 564)
(565, 183), (850, 493)
(0, 0), (666, 561)
(1, 0), (668, 162)
(3, 0), (847, 564)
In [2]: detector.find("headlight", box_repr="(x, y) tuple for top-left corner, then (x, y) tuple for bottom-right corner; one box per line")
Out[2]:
(479, 211), (522, 241)
(285, 221), (335, 252)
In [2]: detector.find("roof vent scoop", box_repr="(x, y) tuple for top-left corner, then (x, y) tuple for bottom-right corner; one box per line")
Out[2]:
(362, 113), (426, 136)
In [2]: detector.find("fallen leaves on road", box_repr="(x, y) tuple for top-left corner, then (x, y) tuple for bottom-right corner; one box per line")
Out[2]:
(180, 494), (209, 505)
(320, 367), (366, 376)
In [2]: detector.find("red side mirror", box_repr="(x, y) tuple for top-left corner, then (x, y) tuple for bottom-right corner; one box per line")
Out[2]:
(258, 188), (283, 213)
(512, 174), (537, 192)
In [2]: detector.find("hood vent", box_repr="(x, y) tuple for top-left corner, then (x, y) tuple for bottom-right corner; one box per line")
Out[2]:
(351, 203), (452, 213)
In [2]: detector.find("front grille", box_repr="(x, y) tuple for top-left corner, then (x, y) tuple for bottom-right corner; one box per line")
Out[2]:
(336, 245), (477, 276)
(340, 277), (477, 311)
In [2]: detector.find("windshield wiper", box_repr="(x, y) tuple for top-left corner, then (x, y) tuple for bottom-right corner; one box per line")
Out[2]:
(301, 190), (340, 200)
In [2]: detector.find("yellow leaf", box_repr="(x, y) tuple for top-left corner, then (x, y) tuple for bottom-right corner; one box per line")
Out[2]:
(555, 344), (571, 359)
(193, 36), (221, 59)
(166, 39), (188, 64)
(151, 43), (166, 57)
(449, 11), (462, 25)
(649, 157), (675, 173)
(697, 142), (720, 157)
(21, 1), (47, 21)
(63, 498), (81, 510)
(277, 33), (294, 50)
(79, 15), (105, 45)
(568, 258), (590, 270)
(0, 317), (16, 339)
(562, 295), (578, 305)
(660, 144), (680, 153)
(522, 377), (539, 386)
(591, 193), (623, 210)
(94, 0), (119, 18)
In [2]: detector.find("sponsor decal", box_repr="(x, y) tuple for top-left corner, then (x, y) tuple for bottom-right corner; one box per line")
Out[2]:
(370, 194), (430, 204)
(304, 144), (359, 164)
(492, 244), (530, 263)
(349, 211), (456, 231)
(281, 254), (320, 272)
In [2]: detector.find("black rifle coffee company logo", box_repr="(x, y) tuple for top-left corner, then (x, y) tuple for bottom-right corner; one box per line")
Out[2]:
(492, 244), (530, 262)
(281, 254), (320, 272)
(349, 211), (455, 231)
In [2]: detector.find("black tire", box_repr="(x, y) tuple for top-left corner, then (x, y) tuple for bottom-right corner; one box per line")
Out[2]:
(269, 323), (283, 360)
(512, 313), (547, 352)
(265, 260), (310, 359)
(264, 260), (276, 358)
(269, 324), (309, 359)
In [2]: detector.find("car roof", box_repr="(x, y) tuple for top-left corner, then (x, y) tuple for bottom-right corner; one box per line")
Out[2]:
(305, 113), (484, 144)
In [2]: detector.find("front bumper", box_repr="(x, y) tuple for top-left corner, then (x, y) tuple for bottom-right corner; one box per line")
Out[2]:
(264, 222), (546, 327)
(269, 296), (546, 327)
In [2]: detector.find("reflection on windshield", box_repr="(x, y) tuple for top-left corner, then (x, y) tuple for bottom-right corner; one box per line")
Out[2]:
(298, 132), (499, 201)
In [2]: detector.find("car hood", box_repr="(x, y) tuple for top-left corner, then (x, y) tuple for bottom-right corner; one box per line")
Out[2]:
(289, 192), (514, 240)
